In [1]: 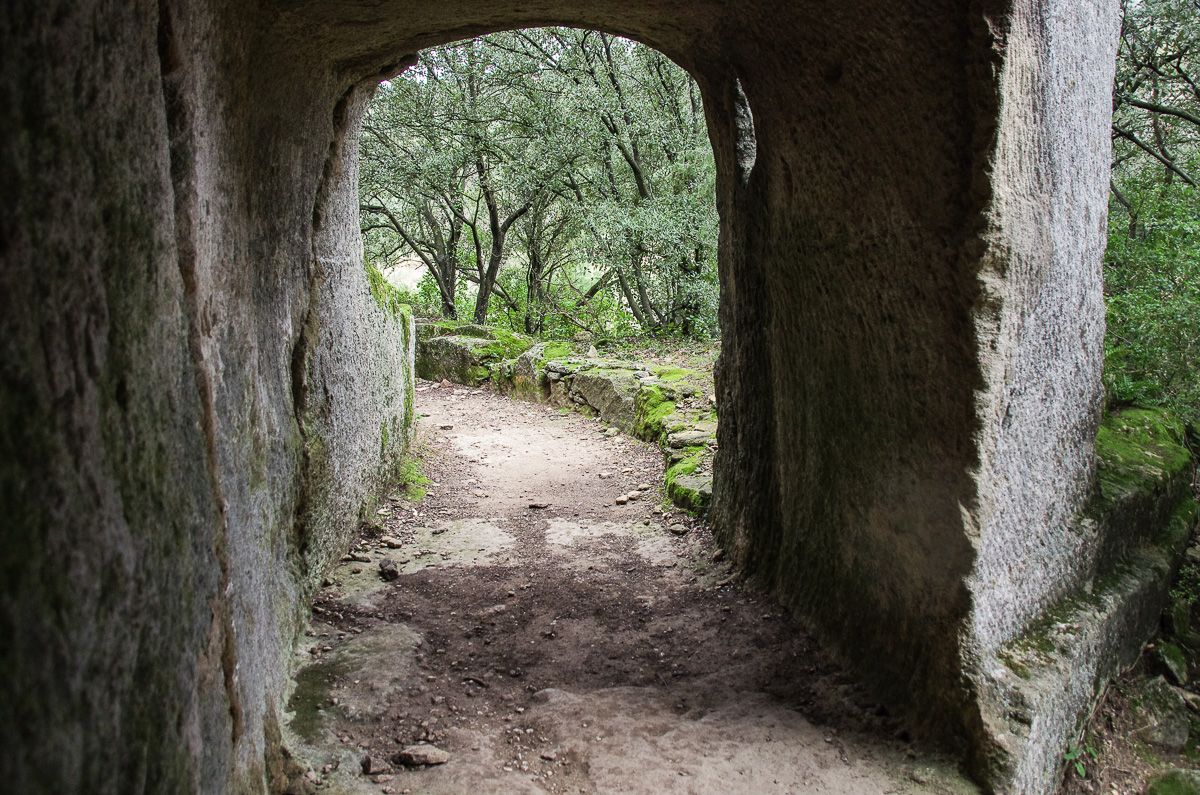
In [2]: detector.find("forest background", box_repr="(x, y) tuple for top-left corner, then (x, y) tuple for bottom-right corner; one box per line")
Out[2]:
(360, 0), (1199, 425)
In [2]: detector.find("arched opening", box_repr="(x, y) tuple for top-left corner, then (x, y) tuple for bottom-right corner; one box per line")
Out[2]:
(288, 28), (936, 792)
(280, 29), (963, 793)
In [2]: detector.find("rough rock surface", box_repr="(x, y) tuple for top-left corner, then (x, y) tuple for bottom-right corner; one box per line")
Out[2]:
(976, 410), (1197, 792)
(1134, 678), (1191, 752)
(0, 2), (415, 791)
(395, 744), (451, 767)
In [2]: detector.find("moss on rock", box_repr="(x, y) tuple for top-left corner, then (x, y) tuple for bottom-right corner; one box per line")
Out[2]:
(665, 448), (713, 513)
(1147, 769), (1200, 795)
(365, 262), (412, 321)
(633, 385), (677, 440)
(1095, 409), (1192, 509)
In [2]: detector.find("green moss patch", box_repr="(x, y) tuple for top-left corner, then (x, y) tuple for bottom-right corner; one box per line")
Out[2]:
(1095, 409), (1192, 509)
(651, 365), (700, 383)
(475, 327), (534, 361)
(286, 656), (350, 745)
(1146, 770), (1200, 795)
(665, 448), (712, 513)
(397, 457), (430, 502)
(633, 384), (676, 441)
(365, 262), (412, 321)
(540, 341), (573, 361)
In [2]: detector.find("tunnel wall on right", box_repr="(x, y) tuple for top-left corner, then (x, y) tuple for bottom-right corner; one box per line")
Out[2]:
(706, 1), (1196, 792)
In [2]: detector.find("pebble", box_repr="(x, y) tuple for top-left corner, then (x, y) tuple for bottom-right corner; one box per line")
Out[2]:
(669, 523), (688, 536)
(615, 496), (628, 505)
(395, 744), (451, 767)
(360, 754), (391, 775)
(379, 559), (401, 581)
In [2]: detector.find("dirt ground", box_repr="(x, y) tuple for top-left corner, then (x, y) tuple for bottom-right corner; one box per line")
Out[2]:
(283, 380), (976, 794)
(1059, 657), (1200, 795)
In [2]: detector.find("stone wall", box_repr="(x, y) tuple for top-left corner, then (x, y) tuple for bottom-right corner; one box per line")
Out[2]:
(414, 325), (718, 513)
(0, 1), (414, 791)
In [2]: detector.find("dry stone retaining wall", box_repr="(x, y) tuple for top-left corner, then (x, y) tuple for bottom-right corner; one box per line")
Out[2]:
(415, 324), (717, 514)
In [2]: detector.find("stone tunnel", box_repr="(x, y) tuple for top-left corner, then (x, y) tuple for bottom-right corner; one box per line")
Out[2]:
(3, 0), (1192, 793)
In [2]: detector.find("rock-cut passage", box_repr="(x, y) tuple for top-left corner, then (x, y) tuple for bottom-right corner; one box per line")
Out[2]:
(283, 380), (976, 794)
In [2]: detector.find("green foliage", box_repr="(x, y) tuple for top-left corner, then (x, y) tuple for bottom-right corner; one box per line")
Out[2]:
(1171, 562), (1200, 605)
(1104, 178), (1200, 425)
(1062, 742), (1098, 779)
(359, 28), (719, 340)
(1106, 1), (1200, 427)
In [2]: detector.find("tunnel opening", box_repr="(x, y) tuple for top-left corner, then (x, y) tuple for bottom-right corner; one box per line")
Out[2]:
(284, 29), (943, 793)
(357, 28), (729, 342)
(354, 26), (735, 527)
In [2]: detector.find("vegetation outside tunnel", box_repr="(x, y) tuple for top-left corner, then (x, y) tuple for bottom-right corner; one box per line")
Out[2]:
(359, 28), (719, 341)
(361, 10), (1198, 447)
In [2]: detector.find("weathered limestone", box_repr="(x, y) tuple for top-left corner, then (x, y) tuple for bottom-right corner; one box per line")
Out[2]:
(2, 0), (1184, 793)
(1, 1), (415, 792)
(977, 411), (1197, 791)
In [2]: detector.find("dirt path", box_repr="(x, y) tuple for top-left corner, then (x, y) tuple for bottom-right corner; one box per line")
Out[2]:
(284, 381), (976, 794)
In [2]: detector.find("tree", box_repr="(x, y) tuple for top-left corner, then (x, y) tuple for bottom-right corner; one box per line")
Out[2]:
(1105, 0), (1200, 425)
(359, 28), (719, 339)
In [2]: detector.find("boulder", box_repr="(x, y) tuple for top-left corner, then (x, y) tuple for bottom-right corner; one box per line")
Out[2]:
(416, 335), (495, 385)
(1135, 676), (1191, 752)
(569, 367), (642, 430)
(668, 430), (713, 449)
